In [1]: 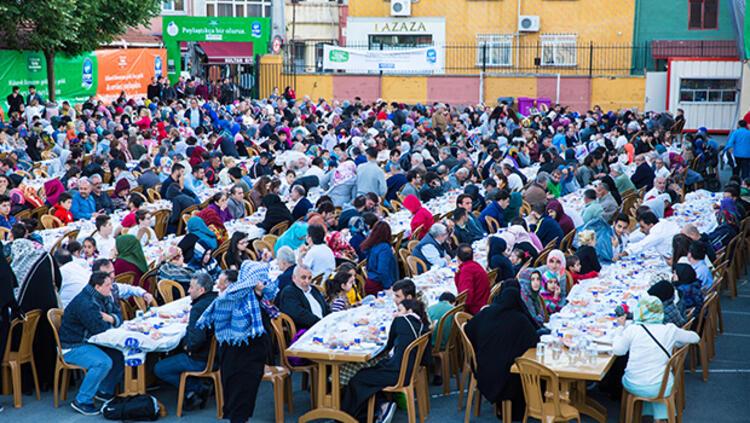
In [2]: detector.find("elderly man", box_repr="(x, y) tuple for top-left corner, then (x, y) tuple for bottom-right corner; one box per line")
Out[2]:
(630, 154), (655, 191)
(71, 177), (98, 220)
(412, 223), (452, 270)
(596, 182), (618, 223)
(274, 246), (297, 291)
(681, 223), (716, 263)
(524, 174), (548, 209)
(445, 167), (469, 191)
(278, 264), (329, 330)
(59, 271), (124, 415)
(154, 272), (217, 410)
(290, 185), (313, 221)
(610, 163), (636, 195)
(89, 174), (114, 214)
(644, 176), (667, 201)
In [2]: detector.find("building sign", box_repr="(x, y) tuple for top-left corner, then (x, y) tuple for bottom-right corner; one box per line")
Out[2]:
(162, 16), (271, 82)
(374, 21), (428, 33)
(323, 45), (440, 73)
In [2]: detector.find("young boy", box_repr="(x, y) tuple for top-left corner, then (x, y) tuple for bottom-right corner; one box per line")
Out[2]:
(52, 192), (74, 224)
(566, 255), (598, 286)
(93, 215), (116, 258)
(0, 194), (17, 229)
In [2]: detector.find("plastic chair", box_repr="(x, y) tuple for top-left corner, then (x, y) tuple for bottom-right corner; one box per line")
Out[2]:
(262, 234), (278, 251)
(622, 346), (689, 423)
(516, 357), (581, 423)
(431, 304), (464, 395)
(484, 216), (500, 234)
(365, 332), (432, 423)
(158, 279), (186, 304)
(152, 209), (170, 240)
(270, 313), (316, 409)
(487, 283), (504, 305)
(2, 309), (42, 408)
(41, 214), (64, 229)
(146, 188), (162, 202)
(114, 271), (138, 285)
(399, 248), (412, 278)
(406, 240), (420, 253)
(252, 239), (274, 258)
(176, 337), (224, 418)
(269, 221), (290, 236)
(47, 309), (86, 407)
(407, 256), (429, 276)
(559, 229), (576, 254)
(410, 225), (425, 241)
(689, 292), (717, 382)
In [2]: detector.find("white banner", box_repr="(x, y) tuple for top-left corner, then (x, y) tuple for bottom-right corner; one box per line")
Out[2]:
(322, 45), (441, 73)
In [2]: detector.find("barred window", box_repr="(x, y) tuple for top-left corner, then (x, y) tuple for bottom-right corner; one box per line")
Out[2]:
(540, 34), (577, 67)
(476, 35), (513, 67)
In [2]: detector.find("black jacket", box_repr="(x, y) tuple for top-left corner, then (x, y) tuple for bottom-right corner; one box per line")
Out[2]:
(184, 291), (217, 361)
(277, 283), (329, 330)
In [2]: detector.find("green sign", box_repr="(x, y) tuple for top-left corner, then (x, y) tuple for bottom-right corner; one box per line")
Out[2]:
(162, 16), (271, 83)
(328, 49), (349, 63)
(0, 50), (98, 103)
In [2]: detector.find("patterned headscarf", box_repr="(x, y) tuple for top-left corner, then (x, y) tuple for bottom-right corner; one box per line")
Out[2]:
(634, 294), (664, 324)
(10, 239), (46, 287)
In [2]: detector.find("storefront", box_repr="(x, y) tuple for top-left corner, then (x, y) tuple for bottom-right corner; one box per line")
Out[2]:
(346, 17), (445, 73)
(162, 16), (271, 88)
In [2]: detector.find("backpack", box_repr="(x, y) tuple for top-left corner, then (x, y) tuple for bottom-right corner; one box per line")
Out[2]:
(102, 395), (159, 421)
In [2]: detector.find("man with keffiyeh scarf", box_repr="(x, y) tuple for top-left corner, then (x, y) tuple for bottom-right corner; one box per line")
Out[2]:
(197, 260), (279, 423)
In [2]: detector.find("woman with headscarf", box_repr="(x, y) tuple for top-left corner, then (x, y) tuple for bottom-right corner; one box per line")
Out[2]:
(187, 216), (219, 250)
(487, 237), (515, 281)
(197, 260), (279, 423)
(0, 246), (20, 383)
(545, 199), (575, 236)
(507, 225), (541, 259)
(707, 198), (740, 250)
(259, 194), (293, 233)
(517, 270), (546, 327)
(535, 249), (568, 298)
(44, 178), (65, 208)
(157, 245), (194, 289)
(672, 263), (704, 312)
(322, 160), (358, 207)
(402, 194), (434, 240)
(465, 286), (539, 420)
(113, 234), (149, 283)
(179, 224), (222, 278)
(648, 280), (686, 327)
(613, 295), (699, 423)
(11, 238), (62, 388)
(197, 207), (228, 245)
(273, 221), (308, 254)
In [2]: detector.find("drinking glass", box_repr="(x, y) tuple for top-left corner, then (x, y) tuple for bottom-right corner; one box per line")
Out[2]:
(535, 342), (546, 363)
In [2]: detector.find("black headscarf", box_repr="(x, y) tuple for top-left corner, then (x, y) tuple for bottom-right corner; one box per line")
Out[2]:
(673, 263), (697, 286)
(178, 233), (200, 263)
(464, 286), (539, 406)
(648, 280), (675, 302)
(260, 194), (293, 232)
(488, 237), (515, 281)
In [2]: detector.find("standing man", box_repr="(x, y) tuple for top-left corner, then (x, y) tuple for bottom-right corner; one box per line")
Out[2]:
(454, 244), (490, 315)
(356, 147), (387, 197)
(6, 86), (24, 116)
(724, 120), (750, 178)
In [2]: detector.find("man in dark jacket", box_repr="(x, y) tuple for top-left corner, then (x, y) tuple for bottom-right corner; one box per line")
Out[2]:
(59, 271), (124, 415)
(154, 272), (217, 410)
(277, 264), (329, 330)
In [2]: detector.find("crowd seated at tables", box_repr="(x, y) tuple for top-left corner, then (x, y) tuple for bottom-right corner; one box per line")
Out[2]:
(0, 80), (742, 423)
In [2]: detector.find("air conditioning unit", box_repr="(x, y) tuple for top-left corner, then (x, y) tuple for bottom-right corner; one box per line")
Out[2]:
(390, 0), (412, 17)
(518, 15), (540, 32)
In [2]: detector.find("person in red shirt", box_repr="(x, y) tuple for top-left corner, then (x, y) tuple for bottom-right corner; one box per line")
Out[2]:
(566, 255), (597, 286)
(52, 192), (74, 224)
(120, 194), (145, 229)
(402, 194), (434, 239)
(454, 243), (490, 315)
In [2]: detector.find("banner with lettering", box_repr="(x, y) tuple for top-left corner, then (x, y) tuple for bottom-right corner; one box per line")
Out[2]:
(322, 45), (441, 73)
(94, 49), (166, 102)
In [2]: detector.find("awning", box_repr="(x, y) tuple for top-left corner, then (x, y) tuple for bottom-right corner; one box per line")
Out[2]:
(198, 41), (254, 65)
(651, 40), (738, 59)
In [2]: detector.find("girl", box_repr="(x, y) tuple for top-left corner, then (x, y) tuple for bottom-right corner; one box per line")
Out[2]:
(540, 274), (563, 314)
(82, 237), (99, 263)
(509, 248), (530, 275)
(576, 230), (602, 275)
(326, 271), (356, 312)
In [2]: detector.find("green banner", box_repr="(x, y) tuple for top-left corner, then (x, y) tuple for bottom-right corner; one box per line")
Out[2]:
(0, 50), (98, 103)
(162, 16), (271, 82)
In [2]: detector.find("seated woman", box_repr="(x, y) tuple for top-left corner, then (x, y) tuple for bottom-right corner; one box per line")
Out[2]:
(506, 224), (541, 261)
(672, 263), (704, 313)
(648, 280), (687, 327)
(259, 193), (292, 233)
(249, 175), (272, 210)
(487, 237), (515, 281)
(465, 285), (539, 420)
(361, 221), (399, 295)
(341, 299), (431, 422)
(273, 220), (308, 254)
(179, 216), (221, 277)
(113, 234), (149, 283)
(197, 207), (228, 245)
(225, 231), (253, 270)
(126, 210), (157, 246)
(613, 295), (699, 423)
(207, 192), (233, 223)
(326, 270), (357, 312)
(158, 245), (194, 289)
(575, 230), (602, 275)
(519, 271), (546, 327)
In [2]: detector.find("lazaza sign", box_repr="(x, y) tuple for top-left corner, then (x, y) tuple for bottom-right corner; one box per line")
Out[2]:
(374, 21), (428, 33)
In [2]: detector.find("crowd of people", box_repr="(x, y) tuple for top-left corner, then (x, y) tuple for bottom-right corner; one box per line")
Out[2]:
(0, 78), (745, 423)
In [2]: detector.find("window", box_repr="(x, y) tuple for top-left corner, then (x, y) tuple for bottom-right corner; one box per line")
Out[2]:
(205, 0), (272, 17)
(679, 79), (737, 103)
(688, 0), (718, 30)
(476, 35), (512, 67)
(162, 0), (185, 12)
(540, 34), (577, 67)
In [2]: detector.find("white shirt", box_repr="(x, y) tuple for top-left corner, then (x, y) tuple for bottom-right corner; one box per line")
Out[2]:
(507, 173), (524, 192)
(93, 233), (116, 259)
(613, 323), (699, 386)
(643, 187), (663, 201)
(303, 244), (336, 278)
(625, 219), (680, 258)
(655, 166), (671, 180)
(304, 165), (325, 181)
(302, 286), (323, 319)
(59, 258), (146, 308)
(421, 244), (447, 268)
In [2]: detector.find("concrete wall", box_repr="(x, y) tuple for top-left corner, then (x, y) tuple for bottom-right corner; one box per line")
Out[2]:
(591, 77), (647, 111)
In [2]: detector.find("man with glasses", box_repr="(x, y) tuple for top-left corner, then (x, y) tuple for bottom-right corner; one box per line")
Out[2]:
(89, 174), (113, 214)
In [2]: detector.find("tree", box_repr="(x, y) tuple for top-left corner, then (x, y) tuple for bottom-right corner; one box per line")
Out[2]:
(0, 0), (161, 102)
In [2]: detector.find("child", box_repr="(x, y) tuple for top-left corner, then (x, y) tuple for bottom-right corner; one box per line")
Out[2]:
(0, 194), (17, 229)
(93, 215), (116, 258)
(540, 273), (563, 314)
(576, 230), (602, 274)
(326, 270), (356, 312)
(52, 192), (74, 224)
(509, 248), (531, 275)
(120, 194), (145, 228)
(82, 237), (99, 263)
(566, 255), (598, 285)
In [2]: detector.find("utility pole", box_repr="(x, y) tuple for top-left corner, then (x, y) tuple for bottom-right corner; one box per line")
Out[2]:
(271, 0), (286, 43)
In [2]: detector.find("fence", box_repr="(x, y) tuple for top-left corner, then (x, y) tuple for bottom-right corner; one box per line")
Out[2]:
(279, 40), (738, 77)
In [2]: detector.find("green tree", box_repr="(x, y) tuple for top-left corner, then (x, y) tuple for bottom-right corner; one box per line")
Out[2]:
(0, 0), (160, 102)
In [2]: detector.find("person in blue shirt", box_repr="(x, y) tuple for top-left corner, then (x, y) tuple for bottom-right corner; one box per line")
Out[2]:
(0, 195), (17, 229)
(70, 179), (98, 220)
(479, 189), (511, 232)
(688, 241), (713, 291)
(724, 120), (750, 178)
(529, 203), (564, 248)
(361, 221), (399, 295)
(290, 185), (313, 221)
(456, 194), (486, 240)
